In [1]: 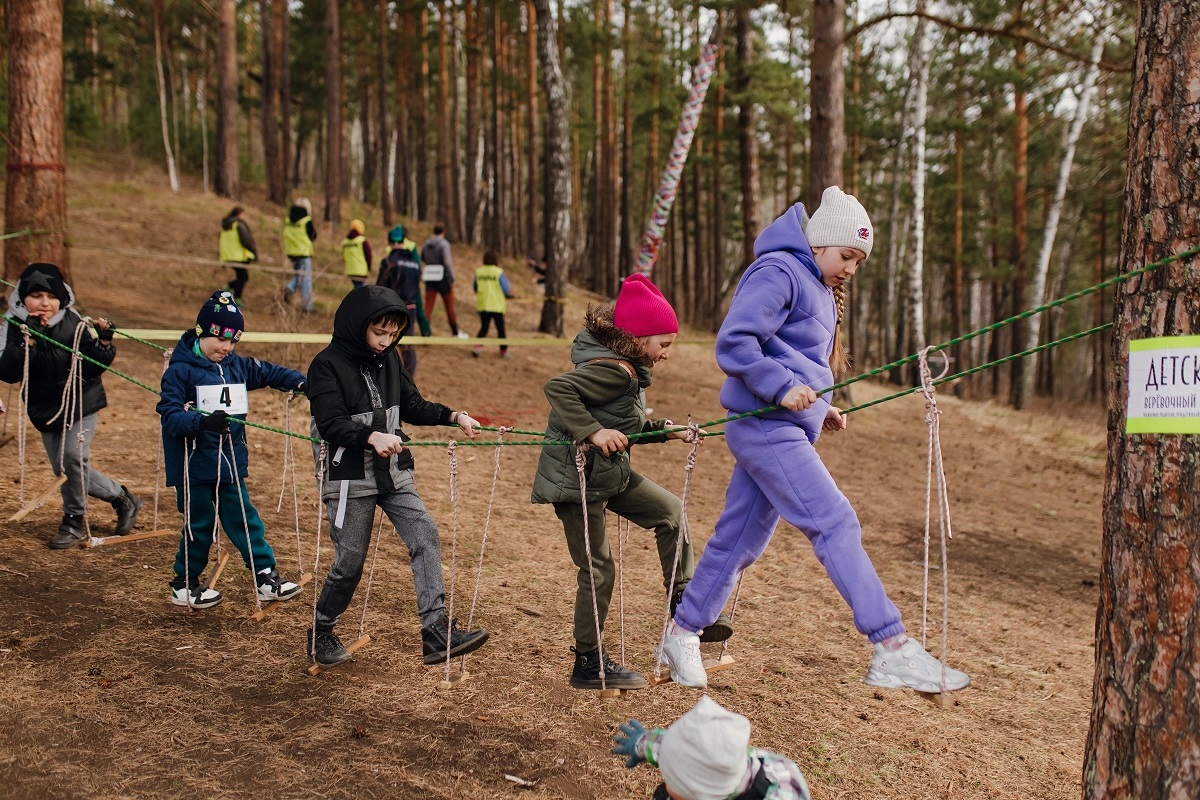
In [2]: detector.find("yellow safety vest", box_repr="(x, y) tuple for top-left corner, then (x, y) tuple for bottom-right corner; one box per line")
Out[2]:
(282, 215), (314, 257)
(474, 265), (507, 313)
(341, 235), (369, 277)
(219, 225), (253, 263)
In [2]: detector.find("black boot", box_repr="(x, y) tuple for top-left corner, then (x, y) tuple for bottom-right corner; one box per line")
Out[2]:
(421, 616), (489, 665)
(307, 628), (352, 668)
(48, 515), (86, 549)
(569, 646), (647, 690)
(111, 486), (144, 536)
(671, 589), (735, 644)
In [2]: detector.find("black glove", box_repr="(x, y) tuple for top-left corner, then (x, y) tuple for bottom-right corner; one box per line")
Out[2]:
(199, 410), (230, 434)
(96, 325), (115, 343)
(295, 382), (307, 395)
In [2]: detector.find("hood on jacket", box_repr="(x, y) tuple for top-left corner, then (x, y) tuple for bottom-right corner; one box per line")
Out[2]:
(288, 205), (310, 223)
(570, 304), (655, 388)
(222, 213), (241, 231)
(6, 279), (78, 329)
(331, 285), (410, 367)
(170, 329), (214, 369)
(753, 203), (820, 281)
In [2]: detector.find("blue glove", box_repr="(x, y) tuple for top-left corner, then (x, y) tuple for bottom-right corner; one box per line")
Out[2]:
(612, 719), (648, 768)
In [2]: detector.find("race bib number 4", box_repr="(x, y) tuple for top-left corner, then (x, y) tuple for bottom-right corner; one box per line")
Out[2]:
(196, 383), (249, 415)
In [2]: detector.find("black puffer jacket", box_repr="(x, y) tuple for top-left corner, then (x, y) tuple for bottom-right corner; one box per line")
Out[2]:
(0, 285), (114, 432)
(307, 285), (454, 498)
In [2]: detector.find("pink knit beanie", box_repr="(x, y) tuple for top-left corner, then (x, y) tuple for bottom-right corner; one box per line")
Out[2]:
(613, 274), (679, 337)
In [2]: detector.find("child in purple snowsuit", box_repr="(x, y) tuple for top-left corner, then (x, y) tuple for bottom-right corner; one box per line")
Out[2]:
(658, 186), (971, 695)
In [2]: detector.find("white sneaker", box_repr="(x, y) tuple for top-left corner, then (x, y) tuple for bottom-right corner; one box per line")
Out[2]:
(864, 638), (971, 693)
(658, 626), (708, 689)
(171, 585), (223, 609)
(455, 331), (470, 340)
(256, 570), (303, 602)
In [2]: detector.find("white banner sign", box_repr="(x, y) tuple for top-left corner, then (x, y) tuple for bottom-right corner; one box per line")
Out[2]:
(1126, 336), (1200, 433)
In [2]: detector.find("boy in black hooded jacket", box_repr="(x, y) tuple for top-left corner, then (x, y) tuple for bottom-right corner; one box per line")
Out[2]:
(305, 285), (491, 669)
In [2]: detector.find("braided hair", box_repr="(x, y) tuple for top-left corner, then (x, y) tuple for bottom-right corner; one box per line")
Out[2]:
(829, 283), (851, 378)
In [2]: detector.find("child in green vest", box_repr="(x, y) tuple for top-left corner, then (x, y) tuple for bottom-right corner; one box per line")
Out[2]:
(532, 274), (716, 691)
(471, 250), (513, 359)
(341, 219), (372, 290)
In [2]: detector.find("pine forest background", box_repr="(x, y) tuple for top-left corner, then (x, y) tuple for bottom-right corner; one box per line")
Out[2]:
(0, 0), (1135, 408)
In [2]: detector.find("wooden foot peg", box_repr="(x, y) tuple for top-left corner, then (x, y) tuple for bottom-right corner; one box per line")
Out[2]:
(650, 654), (737, 686)
(84, 529), (176, 548)
(249, 573), (313, 621)
(307, 634), (371, 676)
(7, 475), (68, 522)
(437, 670), (470, 690)
(207, 552), (231, 590)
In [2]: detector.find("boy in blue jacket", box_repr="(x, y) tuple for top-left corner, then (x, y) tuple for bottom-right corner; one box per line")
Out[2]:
(157, 290), (306, 609)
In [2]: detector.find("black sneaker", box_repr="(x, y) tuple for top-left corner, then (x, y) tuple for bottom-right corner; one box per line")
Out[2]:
(420, 616), (489, 665)
(48, 515), (86, 549)
(670, 589), (735, 644)
(111, 486), (144, 536)
(307, 628), (352, 668)
(569, 646), (647, 690)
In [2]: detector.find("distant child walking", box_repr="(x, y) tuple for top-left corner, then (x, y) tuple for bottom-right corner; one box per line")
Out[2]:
(659, 187), (971, 694)
(376, 224), (430, 376)
(471, 250), (512, 358)
(305, 285), (490, 669)
(219, 206), (257, 301)
(283, 197), (317, 312)
(612, 695), (812, 800)
(341, 219), (372, 290)
(0, 263), (143, 548)
(532, 275), (719, 691)
(158, 290), (306, 608)
(420, 224), (468, 338)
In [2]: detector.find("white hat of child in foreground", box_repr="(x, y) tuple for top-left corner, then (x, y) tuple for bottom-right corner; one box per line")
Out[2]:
(659, 696), (753, 800)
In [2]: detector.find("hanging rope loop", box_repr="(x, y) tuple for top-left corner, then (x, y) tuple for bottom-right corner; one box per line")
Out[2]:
(574, 444), (607, 690)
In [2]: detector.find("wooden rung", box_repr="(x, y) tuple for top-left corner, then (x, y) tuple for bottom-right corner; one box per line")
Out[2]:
(249, 573), (313, 621)
(650, 653), (738, 686)
(916, 690), (957, 708)
(307, 634), (370, 676)
(0, 434), (14, 450)
(84, 528), (176, 548)
(437, 670), (470, 690)
(7, 475), (68, 522)
(598, 688), (629, 698)
(207, 552), (231, 589)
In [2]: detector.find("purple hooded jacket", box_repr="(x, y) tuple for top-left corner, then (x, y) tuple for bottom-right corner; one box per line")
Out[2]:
(716, 203), (835, 441)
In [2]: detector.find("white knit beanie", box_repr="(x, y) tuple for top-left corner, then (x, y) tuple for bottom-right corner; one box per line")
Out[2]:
(658, 696), (751, 800)
(805, 185), (873, 258)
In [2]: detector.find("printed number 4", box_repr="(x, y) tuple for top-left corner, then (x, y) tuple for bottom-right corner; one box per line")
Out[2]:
(220, 386), (231, 406)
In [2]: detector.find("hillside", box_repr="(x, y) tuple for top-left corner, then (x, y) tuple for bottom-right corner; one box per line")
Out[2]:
(0, 160), (1108, 800)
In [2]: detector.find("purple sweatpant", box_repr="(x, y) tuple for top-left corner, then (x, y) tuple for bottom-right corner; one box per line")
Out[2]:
(674, 415), (906, 643)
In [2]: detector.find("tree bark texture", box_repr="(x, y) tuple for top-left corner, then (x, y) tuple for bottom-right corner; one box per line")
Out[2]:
(376, 0), (391, 225)
(735, 6), (759, 270)
(152, 0), (179, 193)
(416, 6), (430, 221)
(1008, 7), (1029, 408)
(215, 0), (239, 198)
(4, 0), (70, 284)
(436, 1), (457, 238)
(809, 0), (845, 207)
(323, 0), (341, 223)
(533, 0), (571, 336)
(260, 0), (284, 204)
(1085, 0), (1200, 796)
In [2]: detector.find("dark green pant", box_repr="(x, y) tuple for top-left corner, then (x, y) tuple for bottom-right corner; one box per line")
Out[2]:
(554, 470), (693, 650)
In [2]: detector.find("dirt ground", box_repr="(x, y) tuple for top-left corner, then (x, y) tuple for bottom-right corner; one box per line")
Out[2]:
(0, 161), (1108, 799)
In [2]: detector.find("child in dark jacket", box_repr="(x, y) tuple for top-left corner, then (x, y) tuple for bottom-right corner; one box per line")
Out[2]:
(376, 224), (431, 375)
(305, 285), (490, 669)
(0, 263), (143, 548)
(158, 290), (305, 609)
(531, 275), (723, 691)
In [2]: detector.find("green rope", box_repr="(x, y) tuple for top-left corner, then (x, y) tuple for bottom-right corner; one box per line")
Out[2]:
(840, 323), (1112, 416)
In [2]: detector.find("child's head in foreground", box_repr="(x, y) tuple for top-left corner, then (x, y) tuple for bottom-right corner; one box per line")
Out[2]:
(194, 290), (245, 362)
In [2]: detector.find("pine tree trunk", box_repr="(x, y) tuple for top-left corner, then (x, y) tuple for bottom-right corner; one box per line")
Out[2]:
(153, 0), (180, 193)
(215, 0), (239, 199)
(4, 0), (70, 283)
(464, 0), (480, 243)
(735, 6), (759, 270)
(904, 11), (931, 362)
(260, 0), (284, 203)
(1008, 5), (1029, 408)
(416, 6), (430, 221)
(278, 0), (291, 190)
(533, 0), (571, 336)
(377, 0), (392, 226)
(710, 37), (724, 326)
(323, 0), (341, 224)
(200, 43), (210, 194)
(436, 1), (456, 237)
(1085, 0), (1200, 792)
(1090, 200), (1107, 401)
(809, 0), (845, 207)
(951, 41), (965, 387)
(527, 0), (542, 261)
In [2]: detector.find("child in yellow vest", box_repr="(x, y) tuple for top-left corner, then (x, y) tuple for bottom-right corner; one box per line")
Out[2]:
(341, 219), (372, 290)
(471, 250), (513, 359)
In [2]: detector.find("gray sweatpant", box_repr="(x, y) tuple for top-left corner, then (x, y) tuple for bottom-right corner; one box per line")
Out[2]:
(314, 471), (447, 631)
(39, 412), (123, 517)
